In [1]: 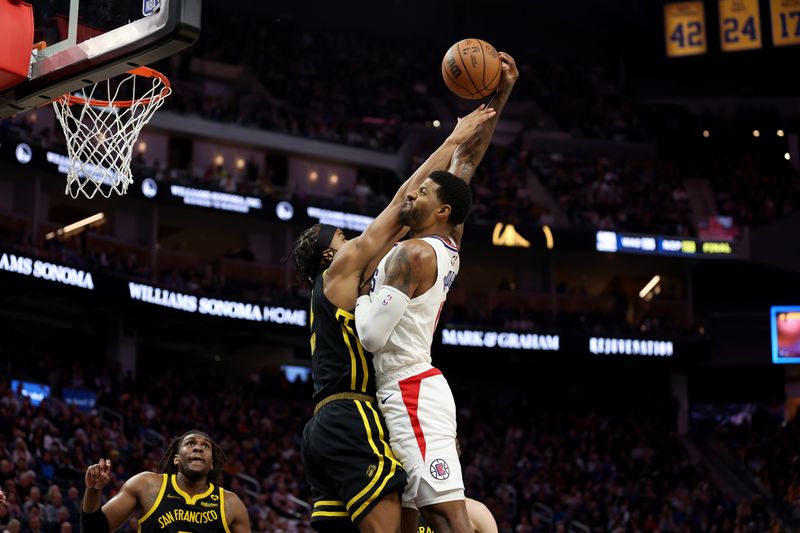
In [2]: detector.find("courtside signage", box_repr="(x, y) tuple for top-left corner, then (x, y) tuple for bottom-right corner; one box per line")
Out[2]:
(596, 231), (736, 258)
(307, 206), (374, 232)
(589, 337), (674, 357)
(127, 282), (307, 326)
(168, 185), (263, 213)
(441, 328), (560, 351)
(0, 252), (95, 290)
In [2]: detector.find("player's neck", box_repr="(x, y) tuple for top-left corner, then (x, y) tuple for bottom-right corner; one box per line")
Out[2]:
(412, 223), (451, 242)
(175, 472), (211, 493)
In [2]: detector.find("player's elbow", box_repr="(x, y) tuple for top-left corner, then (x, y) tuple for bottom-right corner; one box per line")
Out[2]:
(358, 325), (388, 353)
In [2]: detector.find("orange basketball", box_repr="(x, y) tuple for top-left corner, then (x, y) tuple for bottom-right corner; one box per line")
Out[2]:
(441, 38), (501, 100)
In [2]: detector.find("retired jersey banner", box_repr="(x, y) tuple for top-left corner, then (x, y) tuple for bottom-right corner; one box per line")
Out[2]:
(771, 0), (800, 46)
(665, 2), (708, 57)
(719, 0), (763, 51)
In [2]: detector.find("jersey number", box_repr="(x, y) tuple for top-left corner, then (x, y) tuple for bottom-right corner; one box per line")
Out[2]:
(369, 268), (379, 293)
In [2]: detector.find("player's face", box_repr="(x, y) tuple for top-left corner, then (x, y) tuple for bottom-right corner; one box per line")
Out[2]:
(400, 178), (445, 229)
(328, 228), (347, 251)
(174, 434), (213, 481)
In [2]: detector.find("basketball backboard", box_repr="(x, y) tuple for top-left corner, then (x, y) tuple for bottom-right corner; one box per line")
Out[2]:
(0, 0), (200, 118)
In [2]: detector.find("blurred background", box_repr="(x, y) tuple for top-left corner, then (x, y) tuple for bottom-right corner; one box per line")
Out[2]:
(2, 0), (800, 531)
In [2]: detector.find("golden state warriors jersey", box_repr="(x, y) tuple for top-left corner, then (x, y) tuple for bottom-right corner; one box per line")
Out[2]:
(309, 270), (376, 402)
(138, 474), (230, 533)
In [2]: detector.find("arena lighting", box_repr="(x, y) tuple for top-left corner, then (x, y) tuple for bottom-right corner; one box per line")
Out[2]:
(329, 174), (339, 185)
(45, 212), (105, 240)
(702, 130), (710, 138)
(137, 141), (147, 153)
(542, 225), (554, 250)
(492, 223), (530, 248)
(753, 130), (760, 138)
(433, 119), (441, 128)
(786, 153), (791, 161)
(778, 130), (785, 137)
(639, 275), (661, 299)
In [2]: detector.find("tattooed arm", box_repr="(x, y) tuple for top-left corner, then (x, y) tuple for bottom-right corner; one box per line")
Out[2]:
(448, 52), (519, 247)
(354, 240), (436, 353)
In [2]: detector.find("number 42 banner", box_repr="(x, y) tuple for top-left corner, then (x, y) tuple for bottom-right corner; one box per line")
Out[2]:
(665, 2), (708, 57)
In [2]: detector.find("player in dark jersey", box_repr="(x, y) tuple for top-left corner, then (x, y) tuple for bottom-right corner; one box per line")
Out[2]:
(292, 106), (498, 533)
(79, 430), (250, 533)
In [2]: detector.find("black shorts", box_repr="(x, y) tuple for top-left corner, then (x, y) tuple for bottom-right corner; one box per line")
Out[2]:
(302, 398), (407, 530)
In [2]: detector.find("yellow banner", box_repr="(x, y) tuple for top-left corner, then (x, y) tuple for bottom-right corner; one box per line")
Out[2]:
(719, 0), (763, 51)
(665, 2), (708, 57)
(771, 0), (800, 46)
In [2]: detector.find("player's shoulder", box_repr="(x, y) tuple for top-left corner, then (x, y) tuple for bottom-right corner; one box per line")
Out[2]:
(394, 239), (437, 268)
(122, 471), (165, 494)
(221, 489), (246, 513)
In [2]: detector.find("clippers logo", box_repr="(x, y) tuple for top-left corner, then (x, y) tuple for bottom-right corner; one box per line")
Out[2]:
(429, 459), (450, 480)
(143, 0), (160, 16)
(382, 294), (393, 306)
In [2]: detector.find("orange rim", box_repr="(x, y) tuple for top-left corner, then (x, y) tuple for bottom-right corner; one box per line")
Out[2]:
(58, 67), (171, 108)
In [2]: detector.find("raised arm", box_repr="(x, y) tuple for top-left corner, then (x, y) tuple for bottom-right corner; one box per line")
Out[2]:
(449, 52), (518, 247)
(449, 52), (518, 184)
(82, 460), (155, 533)
(327, 106), (496, 283)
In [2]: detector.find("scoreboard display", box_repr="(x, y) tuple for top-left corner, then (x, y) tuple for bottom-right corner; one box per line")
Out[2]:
(665, 2), (708, 56)
(719, 0), (763, 50)
(770, 0), (800, 46)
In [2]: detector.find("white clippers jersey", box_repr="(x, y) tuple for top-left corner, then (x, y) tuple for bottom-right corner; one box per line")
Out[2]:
(369, 235), (460, 376)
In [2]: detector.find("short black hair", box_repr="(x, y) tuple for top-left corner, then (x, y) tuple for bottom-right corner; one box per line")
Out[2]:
(428, 170), (473, 226)
(159, 430), (226, 485)
(290, 224), (327, 287)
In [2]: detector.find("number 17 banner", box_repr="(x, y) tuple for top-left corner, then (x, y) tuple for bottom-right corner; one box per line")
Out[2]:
(665, 2), (708, 57)
(719, 0), (763, 51)
(771, 0), (800, 46)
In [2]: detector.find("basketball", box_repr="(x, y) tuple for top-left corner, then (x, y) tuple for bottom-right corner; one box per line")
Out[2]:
(441, 38), (502, 100)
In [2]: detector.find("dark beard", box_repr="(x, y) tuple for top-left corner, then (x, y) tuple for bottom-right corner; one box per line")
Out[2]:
(399, 209), (414, 226)
(179, 465), (209, 483)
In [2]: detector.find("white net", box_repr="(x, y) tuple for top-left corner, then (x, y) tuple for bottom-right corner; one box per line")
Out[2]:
(52, 69), (171, 199)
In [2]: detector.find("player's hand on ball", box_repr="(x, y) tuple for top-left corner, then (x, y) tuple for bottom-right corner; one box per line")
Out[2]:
(447, 105), (496, 145)
(498, 52), (519, 91)
(85, 459), (112, 490)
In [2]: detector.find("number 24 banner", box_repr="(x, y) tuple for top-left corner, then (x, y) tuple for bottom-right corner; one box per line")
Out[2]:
(719, 0), (762, 51)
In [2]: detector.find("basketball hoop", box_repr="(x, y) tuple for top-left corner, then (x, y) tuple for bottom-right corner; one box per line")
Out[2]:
(52, 67), (171, 199)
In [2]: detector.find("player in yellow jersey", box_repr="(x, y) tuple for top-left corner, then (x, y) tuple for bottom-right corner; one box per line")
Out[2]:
(80, 430), (250, 533)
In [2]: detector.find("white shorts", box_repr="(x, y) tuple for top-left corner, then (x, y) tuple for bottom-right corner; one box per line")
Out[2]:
(377, 362), (464, 509)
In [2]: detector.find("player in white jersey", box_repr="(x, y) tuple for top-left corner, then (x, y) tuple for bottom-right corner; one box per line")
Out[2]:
(354, 53), (518, 533)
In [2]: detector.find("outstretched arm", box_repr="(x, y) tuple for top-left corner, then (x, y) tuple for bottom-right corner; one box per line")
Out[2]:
(82, 460), (154, 533)
(449, 53), (518, 184)
(449, 52), (519, 247)
(326, 106), (495, 293)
